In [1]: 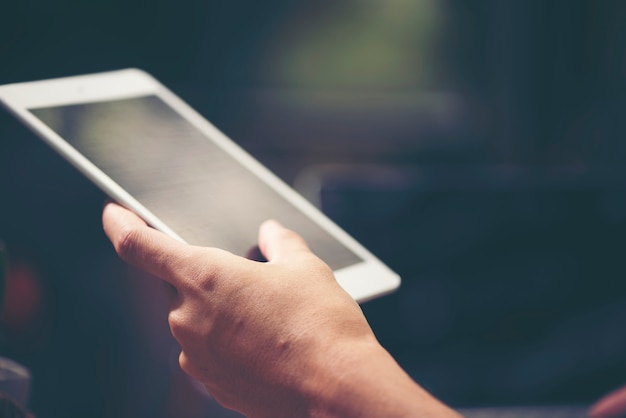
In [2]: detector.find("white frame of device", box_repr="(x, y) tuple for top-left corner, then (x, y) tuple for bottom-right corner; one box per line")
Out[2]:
(0, 69), (400, 302)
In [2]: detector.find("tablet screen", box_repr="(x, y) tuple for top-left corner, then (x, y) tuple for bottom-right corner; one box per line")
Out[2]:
(30, 95), (361, 270)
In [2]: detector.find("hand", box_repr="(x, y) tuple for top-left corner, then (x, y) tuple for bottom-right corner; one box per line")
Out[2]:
(590, 385), (626, 418)
(102, 202), (459, 418)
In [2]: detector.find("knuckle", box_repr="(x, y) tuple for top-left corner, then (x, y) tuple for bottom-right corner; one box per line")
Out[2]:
(168, 310), (188, 340)
(114, 224), (144, 261)
(187, 248), (230, 289)
(179, 352), (202, 380)
(178, 351), (193, 374)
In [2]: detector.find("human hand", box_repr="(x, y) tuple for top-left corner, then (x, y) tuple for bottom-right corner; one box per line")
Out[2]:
(590, 384), (626, 418)
(102, 202), (459, 418)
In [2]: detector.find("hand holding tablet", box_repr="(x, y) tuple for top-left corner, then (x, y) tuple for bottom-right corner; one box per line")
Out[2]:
(101, 200), (457, 418)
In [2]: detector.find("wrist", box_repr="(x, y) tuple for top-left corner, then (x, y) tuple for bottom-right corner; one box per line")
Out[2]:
(302, 336), (459, 418)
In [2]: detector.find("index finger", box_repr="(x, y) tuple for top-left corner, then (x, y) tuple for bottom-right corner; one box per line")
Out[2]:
(102, 202), (191, 287)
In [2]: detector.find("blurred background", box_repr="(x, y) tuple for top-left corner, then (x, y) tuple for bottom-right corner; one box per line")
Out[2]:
(2, 0), (626, 416)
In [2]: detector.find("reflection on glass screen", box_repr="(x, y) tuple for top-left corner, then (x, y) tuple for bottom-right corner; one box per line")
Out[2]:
(30, 95), (361, 270)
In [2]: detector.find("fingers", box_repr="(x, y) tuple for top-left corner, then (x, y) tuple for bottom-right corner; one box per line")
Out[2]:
(258, 220), (312, 263)
(102, 202), (191, 287)
(590, 385), (626, 418)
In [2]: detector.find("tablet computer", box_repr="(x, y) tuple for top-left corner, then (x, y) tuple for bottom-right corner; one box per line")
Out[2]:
(0, 69), (400, 302)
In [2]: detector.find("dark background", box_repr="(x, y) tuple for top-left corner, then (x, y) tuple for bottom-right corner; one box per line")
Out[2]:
(2, 1), (626, 417)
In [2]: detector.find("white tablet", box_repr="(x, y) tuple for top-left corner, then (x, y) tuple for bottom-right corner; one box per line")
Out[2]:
(0, 69), (400, 302)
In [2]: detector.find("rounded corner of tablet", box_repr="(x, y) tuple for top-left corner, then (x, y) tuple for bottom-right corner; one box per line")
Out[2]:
(334, 261), (401, 303)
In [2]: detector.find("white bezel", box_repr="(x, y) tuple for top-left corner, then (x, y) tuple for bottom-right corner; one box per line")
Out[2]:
(0, 69), (400, 302)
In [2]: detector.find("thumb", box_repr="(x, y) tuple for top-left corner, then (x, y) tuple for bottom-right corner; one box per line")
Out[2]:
(258, 220), (312, 263)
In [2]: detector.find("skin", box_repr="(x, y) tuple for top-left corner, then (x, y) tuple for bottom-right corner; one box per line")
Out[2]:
(102, 202), (460, 418)
(590, 385), (626, 418)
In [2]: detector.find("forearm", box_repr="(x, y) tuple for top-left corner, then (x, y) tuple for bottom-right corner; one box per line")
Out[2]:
(304, 337), (461, 418)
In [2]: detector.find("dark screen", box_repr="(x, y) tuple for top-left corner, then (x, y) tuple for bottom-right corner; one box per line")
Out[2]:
(30, 95), (361, 270)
